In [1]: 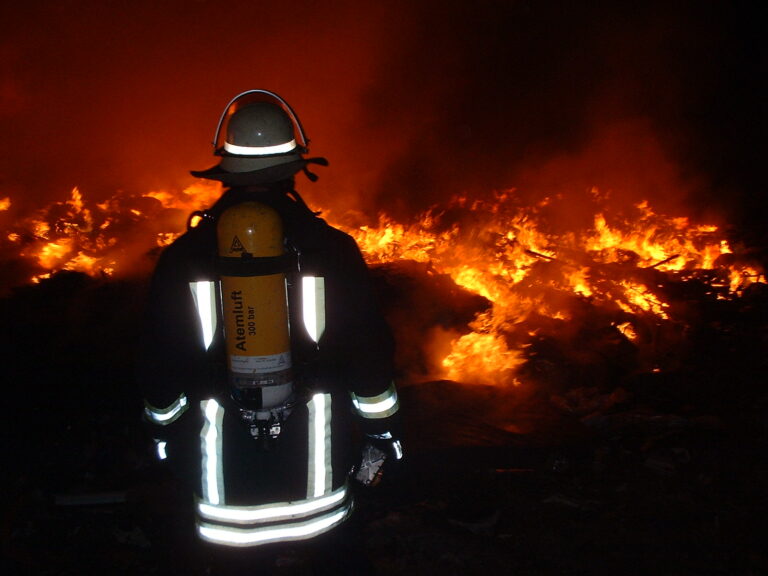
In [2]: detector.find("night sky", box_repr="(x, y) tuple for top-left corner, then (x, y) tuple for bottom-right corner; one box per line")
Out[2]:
(2, 1), (765, 234)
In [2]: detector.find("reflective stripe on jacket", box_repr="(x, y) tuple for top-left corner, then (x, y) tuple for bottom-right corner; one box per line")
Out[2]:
(138, 188), (399, 547)
(194, 393), (352, 547)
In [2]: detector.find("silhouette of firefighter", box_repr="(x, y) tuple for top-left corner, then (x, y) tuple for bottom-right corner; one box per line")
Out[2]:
(137, 90), (402, 574)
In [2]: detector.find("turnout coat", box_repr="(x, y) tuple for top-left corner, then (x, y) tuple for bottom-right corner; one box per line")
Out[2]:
(138, 184), (399, 548)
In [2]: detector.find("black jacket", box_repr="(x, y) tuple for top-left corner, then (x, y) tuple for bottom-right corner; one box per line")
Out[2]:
(138, 183), (399, 491)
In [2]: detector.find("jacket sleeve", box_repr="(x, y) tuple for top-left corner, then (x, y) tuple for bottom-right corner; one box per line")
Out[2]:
(310, 227), (401, 439)
(136, 234), (213, 461)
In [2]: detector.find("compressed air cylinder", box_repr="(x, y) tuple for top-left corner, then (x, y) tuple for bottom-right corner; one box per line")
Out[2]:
(217, 201), (293, 409)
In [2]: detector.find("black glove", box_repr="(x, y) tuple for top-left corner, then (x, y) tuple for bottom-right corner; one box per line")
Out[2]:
(352, 433), (404, 487)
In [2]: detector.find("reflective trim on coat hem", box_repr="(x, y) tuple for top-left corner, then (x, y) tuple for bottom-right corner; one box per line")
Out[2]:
(196, 499), (352, 547)
(196, 484), (349, 526)
(196, 393), (343, 547)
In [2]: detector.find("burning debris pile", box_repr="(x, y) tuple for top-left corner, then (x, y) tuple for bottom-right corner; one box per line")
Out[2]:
(0, 183), (222, 293)
(3, 182), (763, 393)
(334, 187), (765, 392)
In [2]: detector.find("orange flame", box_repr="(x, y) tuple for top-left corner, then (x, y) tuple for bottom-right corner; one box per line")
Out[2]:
(3, 182), (222, 285)
(330, 190), (764, 385)
(3, 183), (764, 388)
(441, 311), (526, 386)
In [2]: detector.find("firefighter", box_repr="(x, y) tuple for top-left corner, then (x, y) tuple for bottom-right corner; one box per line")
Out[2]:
(137, 90), (402, 573)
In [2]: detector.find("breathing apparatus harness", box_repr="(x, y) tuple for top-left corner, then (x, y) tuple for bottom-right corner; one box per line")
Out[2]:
(187, 90), (331, 448)
(189, 186), (321, 448)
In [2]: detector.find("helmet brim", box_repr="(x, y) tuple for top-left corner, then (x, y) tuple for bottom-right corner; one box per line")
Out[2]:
(190, 158), (308, 185)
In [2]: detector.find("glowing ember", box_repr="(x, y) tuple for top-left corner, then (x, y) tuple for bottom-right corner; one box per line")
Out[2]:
(615, 280), (670, 319)
(614, 321), (638, 342)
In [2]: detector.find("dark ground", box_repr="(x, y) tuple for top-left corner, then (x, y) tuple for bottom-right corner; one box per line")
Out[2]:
(1, 267), (767, 575)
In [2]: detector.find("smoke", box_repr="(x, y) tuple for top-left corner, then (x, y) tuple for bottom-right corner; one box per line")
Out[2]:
(1, 1), (390, 206)
(359, 2), (765, 229)
(1, 1), (764, 239)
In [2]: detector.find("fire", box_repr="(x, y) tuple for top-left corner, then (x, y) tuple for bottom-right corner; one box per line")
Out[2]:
(2, 182), (763, 389)
(614, 321), (638, 342)
(333, 189), (764, 386)
(37, 239), (74, 269)
(441, 311), (526, 386)
(616, 280), (670, 320)
(585, 201), (732, 272)
(144, 183), (222, 212)
(11, 187), (111, 283)
(2, 182), (222, 287)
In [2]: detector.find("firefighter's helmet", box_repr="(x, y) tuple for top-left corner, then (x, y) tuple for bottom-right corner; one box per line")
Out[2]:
(191, 90), (311, 185)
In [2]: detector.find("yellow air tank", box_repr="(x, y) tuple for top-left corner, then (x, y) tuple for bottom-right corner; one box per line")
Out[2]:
(217, 201), (293, 409)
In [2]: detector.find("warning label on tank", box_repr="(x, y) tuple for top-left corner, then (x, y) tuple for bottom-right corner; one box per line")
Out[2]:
(230, 351), (291, 374)
(229, 236), (244, 254)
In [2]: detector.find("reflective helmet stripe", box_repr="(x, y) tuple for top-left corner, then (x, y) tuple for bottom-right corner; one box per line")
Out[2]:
(224, 139), (297, 156)
(190, 281), (217, 350)
(144, 393), (189, 425)
(351, 382), (400, 419)
(197, 502), (351, 547)
(302, 276), (326, 343)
